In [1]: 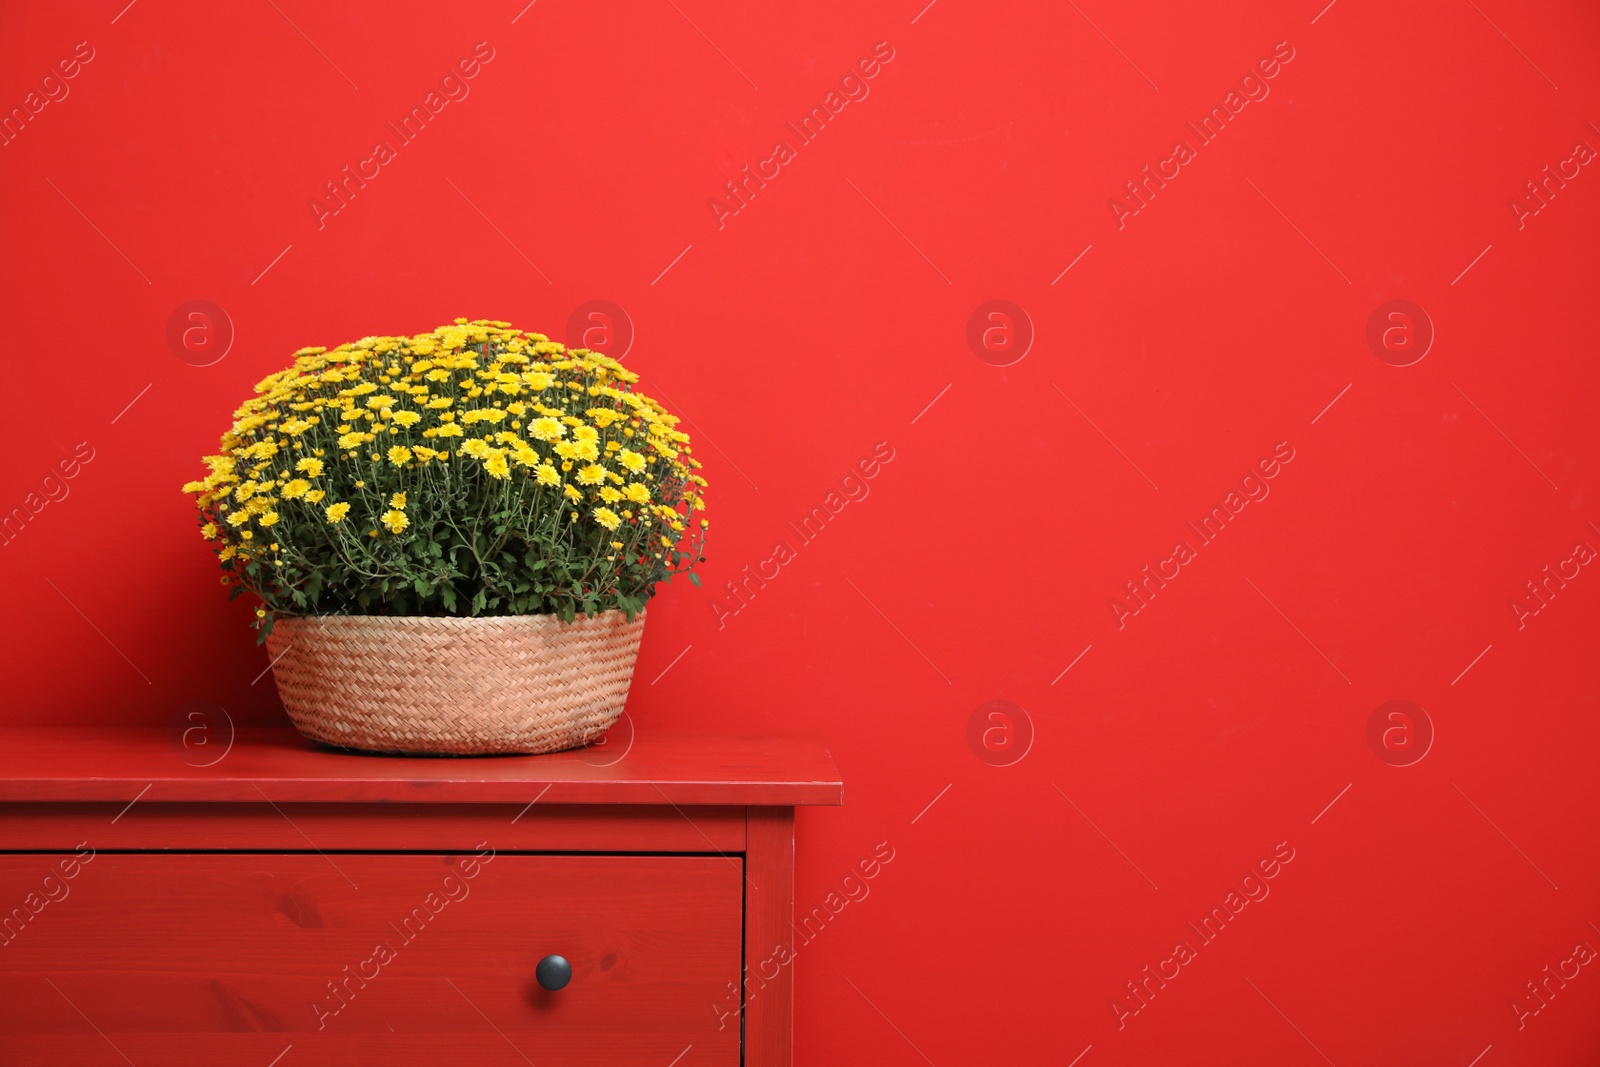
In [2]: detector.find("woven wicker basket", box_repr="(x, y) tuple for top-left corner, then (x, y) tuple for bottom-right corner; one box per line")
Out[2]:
(264, 610), (646, 756)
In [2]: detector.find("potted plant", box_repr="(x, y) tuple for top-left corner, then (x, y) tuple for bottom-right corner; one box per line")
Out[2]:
(183, 319), (707, 755)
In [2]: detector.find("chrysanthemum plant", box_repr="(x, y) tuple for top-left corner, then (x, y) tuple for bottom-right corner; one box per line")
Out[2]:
(184, 320), (707, 640)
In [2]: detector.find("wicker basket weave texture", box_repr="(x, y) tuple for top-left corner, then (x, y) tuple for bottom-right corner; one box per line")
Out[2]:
(264, 609), (645, 756)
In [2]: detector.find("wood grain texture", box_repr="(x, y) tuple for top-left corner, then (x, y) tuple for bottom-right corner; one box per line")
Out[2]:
(0, 728), (843, 806)
(0, 802), (746, 853)
(743, 807), (796, 1067)
(0, 852), (742, 1065)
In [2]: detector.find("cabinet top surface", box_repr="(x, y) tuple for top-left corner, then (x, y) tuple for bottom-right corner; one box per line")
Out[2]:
(0, 728), (842, 806)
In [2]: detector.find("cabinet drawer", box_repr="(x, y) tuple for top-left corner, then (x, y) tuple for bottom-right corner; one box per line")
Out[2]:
(0, 852), (742, 1066)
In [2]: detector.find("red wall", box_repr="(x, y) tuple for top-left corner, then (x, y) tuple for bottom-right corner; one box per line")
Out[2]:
(4, 0), (1599, 1061)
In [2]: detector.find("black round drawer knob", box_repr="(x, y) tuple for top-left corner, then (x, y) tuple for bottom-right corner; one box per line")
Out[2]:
(536, 954), (572, 991)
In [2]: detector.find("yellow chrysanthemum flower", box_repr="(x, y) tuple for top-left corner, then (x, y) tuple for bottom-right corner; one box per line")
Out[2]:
(485, 451), (511, 480)
(325, 502), (351, 523)
(390, 492), (407, 509)
(381, 509), (408, 534)
(387, 445), (413, 466)
(576, 464), (606, 486)
(392, 410), (421, 428)
(281, 479), (312, 499)
(535, 464), (560, 486)
(593, 507), (622, 531)
(295, 457), (324, 477)
(529, 417), (565, 442)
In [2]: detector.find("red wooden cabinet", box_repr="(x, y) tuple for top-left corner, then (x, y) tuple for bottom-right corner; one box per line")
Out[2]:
(0, 728), (842, 1067)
